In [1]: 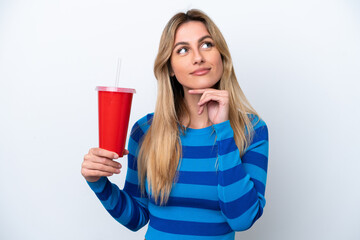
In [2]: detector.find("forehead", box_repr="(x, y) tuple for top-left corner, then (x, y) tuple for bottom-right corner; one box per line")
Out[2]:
(174, 21), (210, 43)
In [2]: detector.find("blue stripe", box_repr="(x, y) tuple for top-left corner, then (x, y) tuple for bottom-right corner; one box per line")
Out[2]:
(218, 164), (247, 186)
(170, 184), (218, 200)
(127, 137), (139, 153)
(252, 126), (268, 145)
(217, 150), (241, 171)
(107, 190), (126, 218)
(252, 118), (265, 130)
(146, 113), (154, 124)
(243, 164), (267, 184)
(124, 197), (140, 230)
(251, 205), (263, 225)
(182, 145), (218, 159)
(252, 178), (266, 196)
(124, 181), (142, 198)
(95, 178), (112, 201)
(127, 153), (137, 170)
(150, 196), (220, 211)
(217, 138), (238, 155)
(125, 168), (139, 185)
(249, 143), (268, 157)
(220, 188), (258, 219)
(242, 151), (268, 172)
(176, 171), (217, 186)
(130, 122), (145, 143)
(149, 204), (226, 223)
(218, 175), (253, 203)
(146, 225), (235, 240)
(149, 214), (232, 236)
(179, 158), (217, 171)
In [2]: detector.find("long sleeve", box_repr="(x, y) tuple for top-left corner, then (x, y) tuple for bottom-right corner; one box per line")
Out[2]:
(87, 115), (152, 231)
(213, 117), (269, 231)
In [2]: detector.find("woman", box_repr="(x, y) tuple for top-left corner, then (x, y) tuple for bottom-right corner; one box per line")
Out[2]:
(81, 9), (269, 240)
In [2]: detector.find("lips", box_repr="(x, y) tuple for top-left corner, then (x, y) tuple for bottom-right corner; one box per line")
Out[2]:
(190, 68), (211, 76)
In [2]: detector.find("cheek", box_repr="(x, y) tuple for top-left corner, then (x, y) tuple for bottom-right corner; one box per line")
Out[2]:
(171, 59), (187, 77)
(216, 56), (224, 76)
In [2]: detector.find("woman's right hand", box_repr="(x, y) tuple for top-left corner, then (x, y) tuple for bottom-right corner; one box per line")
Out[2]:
(81, 148), (126, 182)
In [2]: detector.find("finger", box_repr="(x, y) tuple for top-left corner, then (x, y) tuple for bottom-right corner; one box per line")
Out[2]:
(198, 100), (217, 114)
(83, 161), (121, 174)
(198, 89), (224, 103)
(188, 88), (219, 95)
(198, 104), (205, 114)
(188, 89), (206, 94)
(82, 168), (114, 178)
(190, 88), (221, 93)
(90, 148), (119, 159)
(198, 94), (224, 106)
(86, 154), (122, 169)
(123, 149), (129, 155)
(199, 90), (229, 105)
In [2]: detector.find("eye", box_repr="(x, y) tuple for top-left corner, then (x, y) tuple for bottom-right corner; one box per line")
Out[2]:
(177, 47), (188, 54)
(201, 42), (213, 49)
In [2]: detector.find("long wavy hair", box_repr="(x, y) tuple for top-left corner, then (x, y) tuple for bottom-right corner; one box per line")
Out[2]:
(138, 9), (259, 205)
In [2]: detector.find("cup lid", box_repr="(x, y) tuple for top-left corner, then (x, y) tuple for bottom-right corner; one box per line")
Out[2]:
(95, 86), (136, 93)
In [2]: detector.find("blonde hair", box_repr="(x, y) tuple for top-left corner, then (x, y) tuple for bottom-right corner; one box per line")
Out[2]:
(138, 9), (259, 205)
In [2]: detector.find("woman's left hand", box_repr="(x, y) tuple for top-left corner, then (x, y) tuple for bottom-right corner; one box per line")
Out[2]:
(188, 88), (229, 125)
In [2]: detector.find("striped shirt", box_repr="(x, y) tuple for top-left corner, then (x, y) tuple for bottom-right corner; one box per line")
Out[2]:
(87, 113), (269, 239)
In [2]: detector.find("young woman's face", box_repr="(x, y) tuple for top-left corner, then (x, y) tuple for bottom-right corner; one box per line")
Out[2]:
(170, 21), (223, 91)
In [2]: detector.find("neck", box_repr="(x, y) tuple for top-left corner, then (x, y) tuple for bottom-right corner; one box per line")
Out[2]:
(181, 87), (211, 129)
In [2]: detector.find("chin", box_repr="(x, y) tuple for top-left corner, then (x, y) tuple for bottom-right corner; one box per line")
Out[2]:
(189, 85), (213, 90)
(193, 80), (220, 89)
(180, 77), (220, 90)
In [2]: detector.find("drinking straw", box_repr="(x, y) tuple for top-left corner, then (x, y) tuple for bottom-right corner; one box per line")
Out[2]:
(115, 57), (122, 87)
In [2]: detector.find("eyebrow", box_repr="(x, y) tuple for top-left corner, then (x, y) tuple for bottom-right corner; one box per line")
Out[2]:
(173, 35), (213, 49)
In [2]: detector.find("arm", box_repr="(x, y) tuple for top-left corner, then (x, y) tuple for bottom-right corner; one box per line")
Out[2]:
(86, 121), (150, 231)
(213, 118), (269, 231)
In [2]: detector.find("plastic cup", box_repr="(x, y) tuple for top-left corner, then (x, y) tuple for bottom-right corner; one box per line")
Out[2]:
(96, 86), (136, 157)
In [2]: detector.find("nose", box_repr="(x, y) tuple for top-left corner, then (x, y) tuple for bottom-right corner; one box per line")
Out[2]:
(192, 49), (205, 65)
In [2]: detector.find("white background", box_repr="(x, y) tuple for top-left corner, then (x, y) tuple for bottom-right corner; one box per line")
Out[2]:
(1, 0), (359, 239)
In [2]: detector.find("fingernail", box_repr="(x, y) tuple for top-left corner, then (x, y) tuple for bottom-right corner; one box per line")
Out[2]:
(116, 169), (121, 173)
(114, 154), (119, 159)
